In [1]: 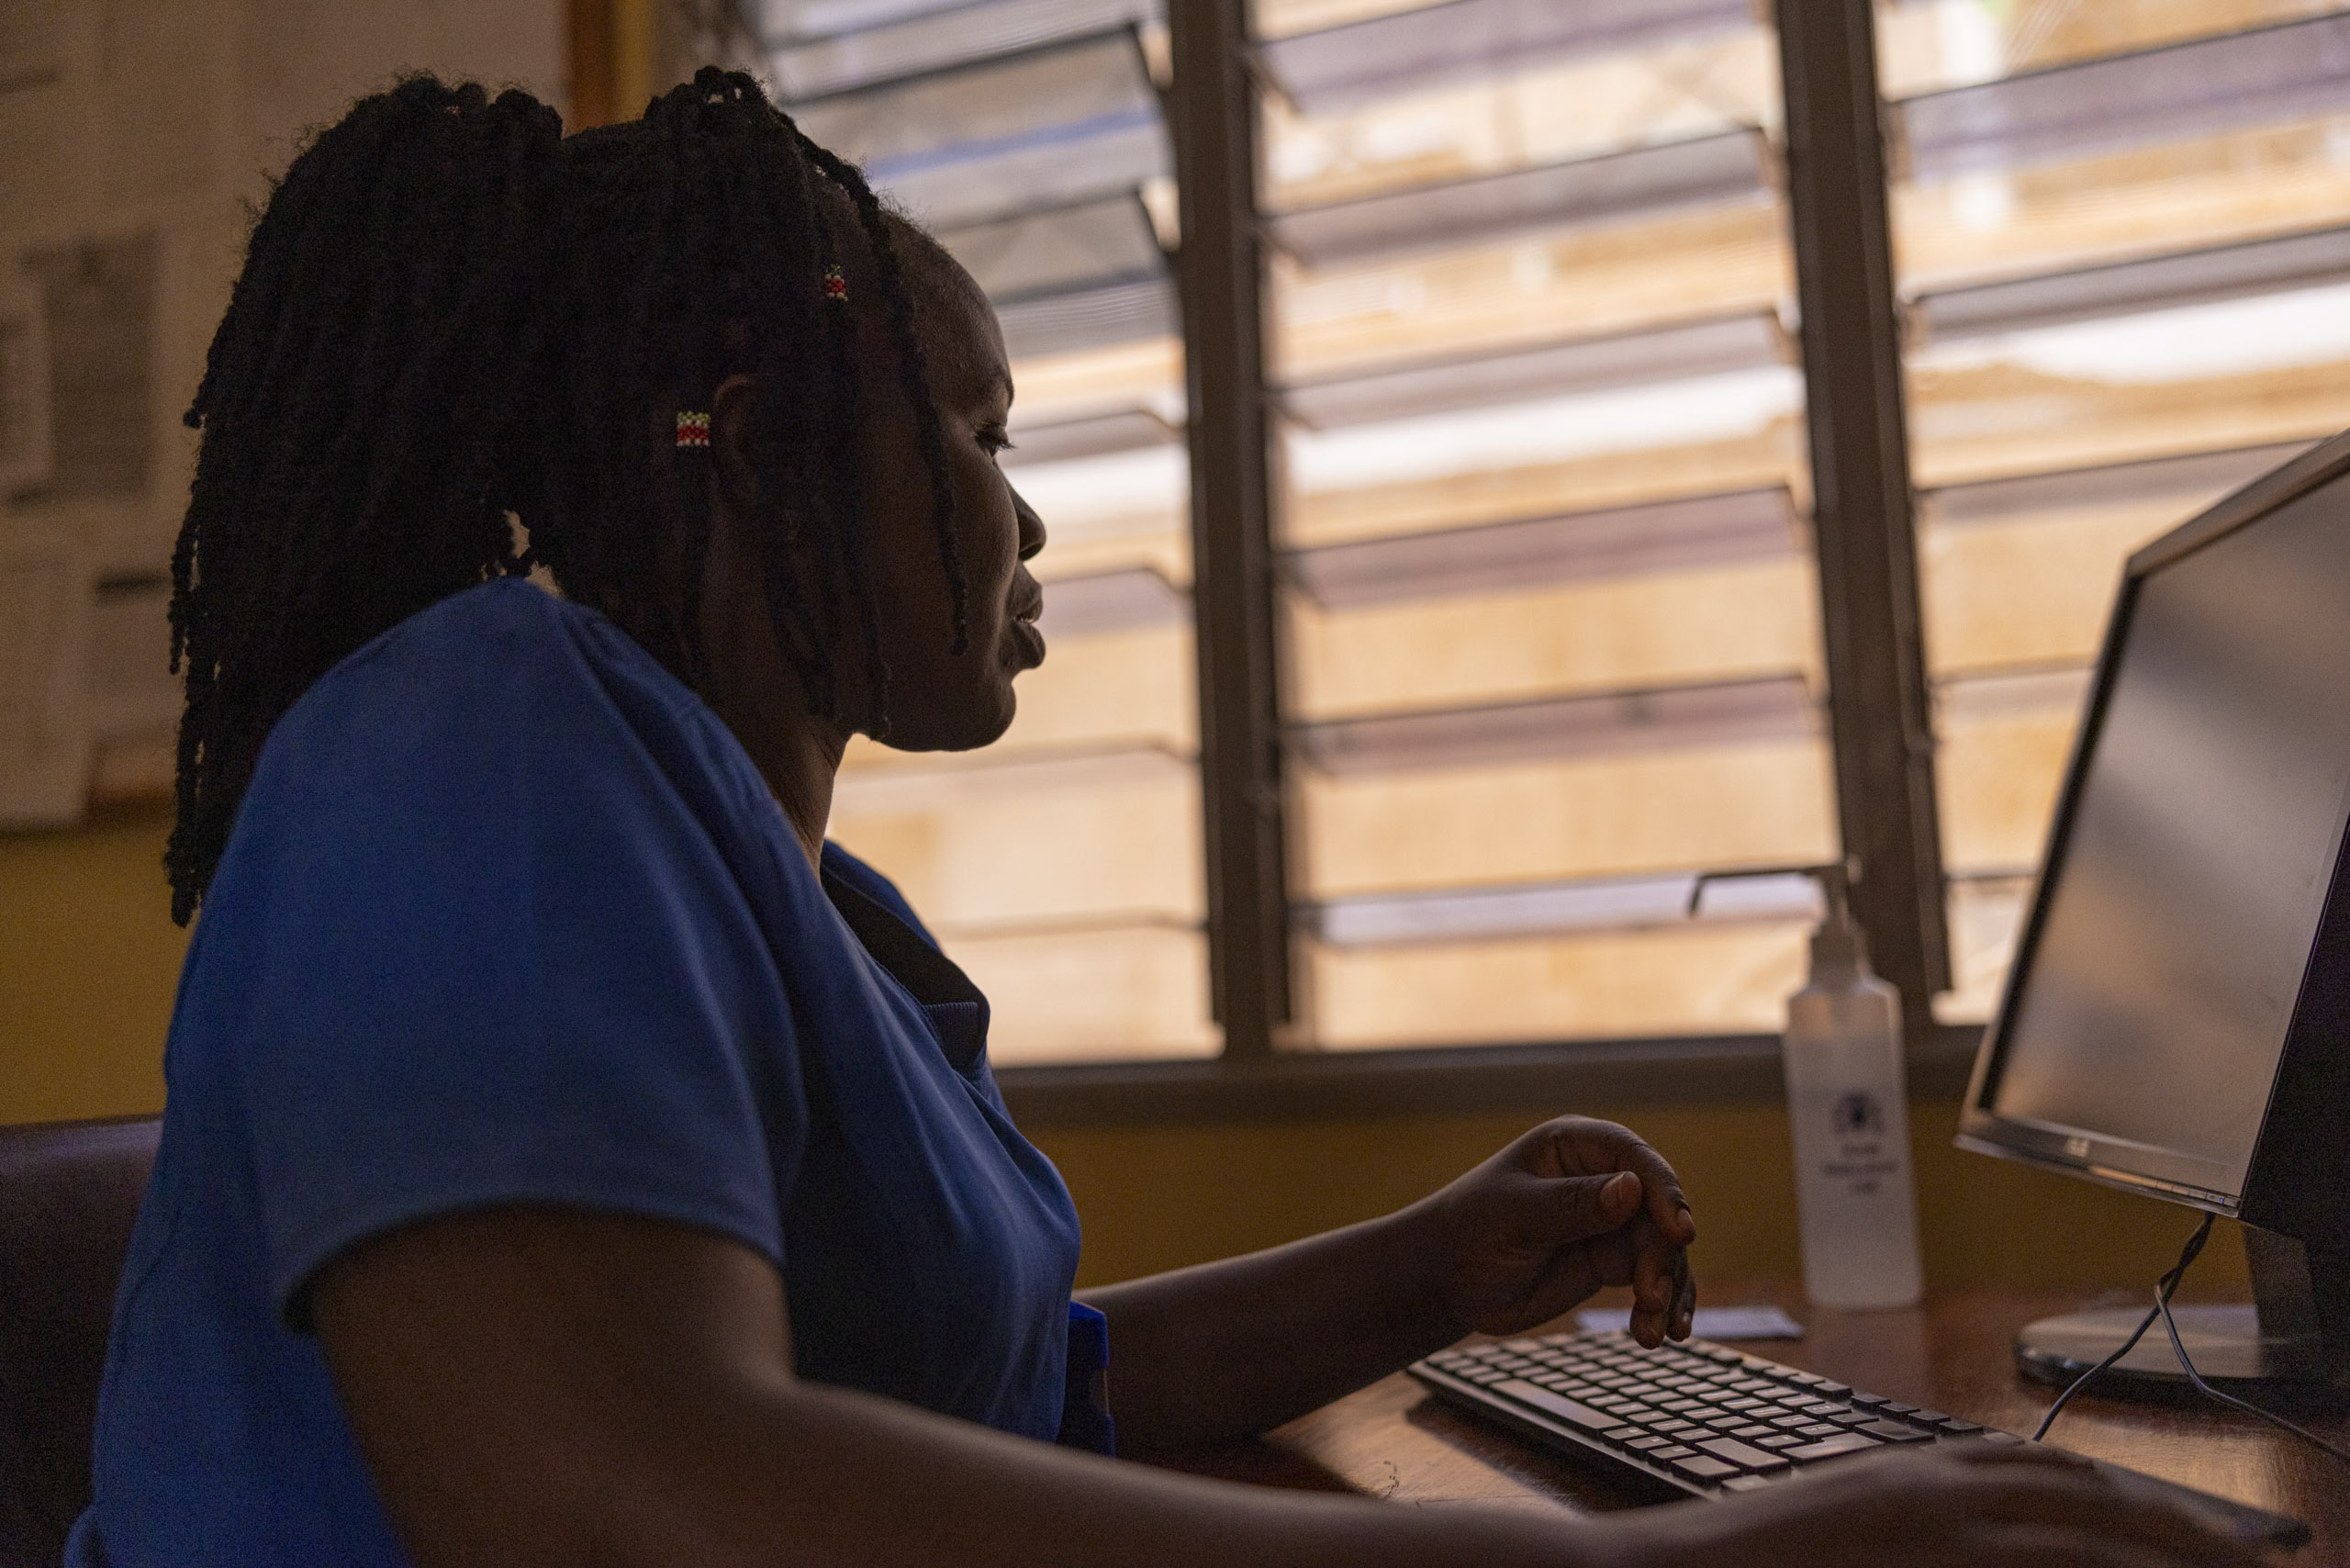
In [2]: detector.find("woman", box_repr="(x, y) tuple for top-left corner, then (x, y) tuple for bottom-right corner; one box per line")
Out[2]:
(75, 72), (2256, 1568)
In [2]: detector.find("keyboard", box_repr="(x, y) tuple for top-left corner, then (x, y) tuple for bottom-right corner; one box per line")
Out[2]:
(1409, 1329), (2311, 1549)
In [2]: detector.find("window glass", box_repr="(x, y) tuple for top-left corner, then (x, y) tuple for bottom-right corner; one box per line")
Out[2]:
(762, 0), (1214, 1060)
(1256, 0), (1839, 1047)
(1874, 0), (2350, 1021)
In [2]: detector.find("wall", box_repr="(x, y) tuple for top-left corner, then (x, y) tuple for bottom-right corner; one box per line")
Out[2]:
(0, 0), (569, 829)
(0, 806), (179, 1125)
(0, 803), (2251, 1303)
(1040, 1099), (2252, 1300)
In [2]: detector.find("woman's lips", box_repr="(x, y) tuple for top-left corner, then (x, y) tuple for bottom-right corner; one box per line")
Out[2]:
(1012, 614), (1046, 667)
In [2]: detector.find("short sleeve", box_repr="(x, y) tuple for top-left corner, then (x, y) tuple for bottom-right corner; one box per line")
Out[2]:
(195, 586), (804, 1325)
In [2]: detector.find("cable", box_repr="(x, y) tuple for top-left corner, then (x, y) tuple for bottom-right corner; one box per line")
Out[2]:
(2033, 1212), (2350, 1472)
(2158, 1268), (2350, 1471)
(2031, 1213), (2210, 1442)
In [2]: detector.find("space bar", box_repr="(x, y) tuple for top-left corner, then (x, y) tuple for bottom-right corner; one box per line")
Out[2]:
(1491, 1380), (1618, 1433)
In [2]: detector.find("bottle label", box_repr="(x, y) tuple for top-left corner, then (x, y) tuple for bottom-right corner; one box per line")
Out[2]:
(1823, 1091), (1903, 1196)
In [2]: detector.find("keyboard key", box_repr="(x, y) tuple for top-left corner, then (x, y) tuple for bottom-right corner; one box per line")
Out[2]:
(1785, 1432), (1884, 1462)
(1796, 1424), (1843, 1438)
(1818, 1408), (1876, 1426)
(1857, 1420), (1935, 1442)
(1697, 1439), (1794, 1473)
(1494, 1382), (1617, 1433)
(1769, 1415), (1814, 1430)
(1981, 1431), (2025, 1445)
(1653, 1422), (1701, 1436)
(1882, 1403), (1919, 1416)
(1648, 1445), (1697, 1460)
(1729, 1425), (1778, 1439)
(1814, 1382), (1852, 1398)
(1908, 1410), (1952, 1426)
(1601, 1428), (1644, 1443)
(1798, 1401), (1846, 1416)
(1667, 1454), (1742, 1483)
(1756, 1434), (1805, 1449)
(1850, 1393), (1891, 1408)
(1625, 1436), (1672, 1451)
(1941, 1419), (1984, 1434)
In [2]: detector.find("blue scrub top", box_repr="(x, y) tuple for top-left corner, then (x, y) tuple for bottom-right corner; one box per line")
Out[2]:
(72, 580), (1086, 1566)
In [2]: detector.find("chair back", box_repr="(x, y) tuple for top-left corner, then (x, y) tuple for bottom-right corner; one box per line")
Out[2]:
(0, 1116), (160, 1568)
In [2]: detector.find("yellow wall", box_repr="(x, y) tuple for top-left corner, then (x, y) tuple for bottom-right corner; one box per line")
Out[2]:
(0, 807), (2248, 1302)
(1039, 1099), (2250, 1300)
(0, 809), (181, 1126)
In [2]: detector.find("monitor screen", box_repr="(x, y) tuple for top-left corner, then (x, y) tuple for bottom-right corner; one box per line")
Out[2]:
(1978, 473), (2350, 1204)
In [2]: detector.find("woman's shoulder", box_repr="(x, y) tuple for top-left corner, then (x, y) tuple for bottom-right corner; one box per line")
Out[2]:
(299, 577), (663, 713)
(243, 579), (776, 866)
(269, 580), (707, 770)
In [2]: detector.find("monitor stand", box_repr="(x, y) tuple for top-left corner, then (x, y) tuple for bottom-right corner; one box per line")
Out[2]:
(2015, 1227), (2347, 1398)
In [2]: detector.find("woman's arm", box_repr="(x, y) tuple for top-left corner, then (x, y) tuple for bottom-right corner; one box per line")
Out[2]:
(313, 1204), (2261, 1568)
(1082, 1118), (1698, 1455)
(311, 1205), (1595, 1568)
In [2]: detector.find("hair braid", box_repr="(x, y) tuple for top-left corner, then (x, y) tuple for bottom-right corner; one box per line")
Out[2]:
(167, 77), (563, 922)
(788, 128), (971, 656)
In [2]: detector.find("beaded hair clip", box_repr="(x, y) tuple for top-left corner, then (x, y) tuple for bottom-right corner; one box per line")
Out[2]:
(677, 267), (845, 450)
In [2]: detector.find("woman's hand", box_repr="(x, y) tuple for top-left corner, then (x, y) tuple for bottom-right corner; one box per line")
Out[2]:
(1401, 1116), (1696, 1348)
(1083, 1115), (1694, 1450)
(1601, 1443), (2267, 1568)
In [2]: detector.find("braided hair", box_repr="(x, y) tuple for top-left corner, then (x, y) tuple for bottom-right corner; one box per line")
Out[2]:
(165, 69), (965, 924)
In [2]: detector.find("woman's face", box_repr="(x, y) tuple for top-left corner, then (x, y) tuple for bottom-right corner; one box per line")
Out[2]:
(842, 226), (1047, 752)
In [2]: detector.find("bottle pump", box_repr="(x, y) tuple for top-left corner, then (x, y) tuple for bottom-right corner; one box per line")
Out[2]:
(1691, 861), (1923, 1309)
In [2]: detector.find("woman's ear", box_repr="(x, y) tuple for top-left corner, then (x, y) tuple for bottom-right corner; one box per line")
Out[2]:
(709, 372), (760, 512)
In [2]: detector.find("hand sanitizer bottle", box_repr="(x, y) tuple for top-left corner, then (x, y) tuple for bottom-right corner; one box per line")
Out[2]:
(1781, 863), (1923, 1309)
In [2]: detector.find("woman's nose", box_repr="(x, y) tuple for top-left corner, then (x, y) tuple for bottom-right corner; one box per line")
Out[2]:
(1013, 486), (1046, 561)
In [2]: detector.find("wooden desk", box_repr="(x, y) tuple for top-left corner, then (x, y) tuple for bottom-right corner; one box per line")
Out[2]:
(1166, 1283), (2350, 1562)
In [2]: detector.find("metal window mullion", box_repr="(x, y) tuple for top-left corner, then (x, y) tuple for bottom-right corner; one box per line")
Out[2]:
(1774, 0), (1952, 1040)
(1166, 0), (1292, 1058)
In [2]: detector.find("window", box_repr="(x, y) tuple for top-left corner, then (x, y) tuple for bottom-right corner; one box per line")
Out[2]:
(733, 0), (2350, 1081)
(1255, 0), (1839, 1047)
(1875, 0), (2350, 1020)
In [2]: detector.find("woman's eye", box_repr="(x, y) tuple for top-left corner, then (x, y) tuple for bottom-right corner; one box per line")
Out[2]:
(978, 425), (1014, 457)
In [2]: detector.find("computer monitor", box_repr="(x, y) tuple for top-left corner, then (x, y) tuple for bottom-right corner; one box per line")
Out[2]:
(1957, 430), (2350, 1398)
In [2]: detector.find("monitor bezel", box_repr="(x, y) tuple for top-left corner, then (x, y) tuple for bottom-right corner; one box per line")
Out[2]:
(1956, 428), (2350, 1216)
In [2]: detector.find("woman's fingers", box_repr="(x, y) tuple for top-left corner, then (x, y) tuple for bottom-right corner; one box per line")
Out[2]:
(1551, 1119), (1696, 1248)
(1816, 1446), (2266, 1568)
(1617, 1210), (1693, 1344)
(1942, 1455), (2264, 1566)
(1976, 1525), (2258, 1568)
